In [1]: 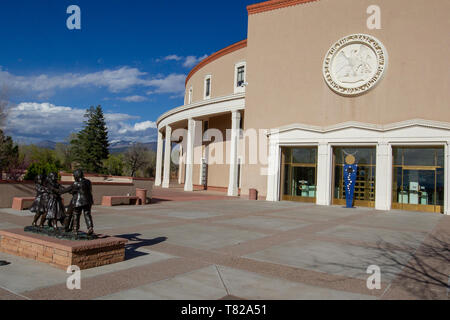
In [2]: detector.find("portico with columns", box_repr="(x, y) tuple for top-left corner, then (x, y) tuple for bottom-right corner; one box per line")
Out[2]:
(155, 93), (245, 197)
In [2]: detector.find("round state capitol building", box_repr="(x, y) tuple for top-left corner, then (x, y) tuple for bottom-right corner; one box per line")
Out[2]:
(155, 0), (450, 215)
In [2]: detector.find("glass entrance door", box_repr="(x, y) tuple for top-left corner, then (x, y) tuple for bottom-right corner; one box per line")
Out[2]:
(281, 147), (317, 203)
(392, 147), (444, 213)
(333, 147), (376, 207)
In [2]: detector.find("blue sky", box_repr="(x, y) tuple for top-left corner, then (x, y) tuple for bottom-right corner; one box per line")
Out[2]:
(0, 0), (257, 144)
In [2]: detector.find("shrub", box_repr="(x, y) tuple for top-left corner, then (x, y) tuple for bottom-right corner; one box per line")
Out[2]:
(24, 162), (60, 181)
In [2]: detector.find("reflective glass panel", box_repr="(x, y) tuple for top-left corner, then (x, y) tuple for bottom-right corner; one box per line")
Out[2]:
(281, 147), (317, 200)
(333, 147), (376, 165)
(292, 148), (317, 164)
(392, 146), (445, 212)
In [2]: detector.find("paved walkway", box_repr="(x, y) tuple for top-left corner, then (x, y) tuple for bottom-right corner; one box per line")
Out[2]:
(151, 186), (235, 203)
(0, 190), (448, 300)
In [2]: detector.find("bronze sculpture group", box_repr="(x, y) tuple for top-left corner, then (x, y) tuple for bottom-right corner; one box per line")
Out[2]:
(30, 169), (94, 236)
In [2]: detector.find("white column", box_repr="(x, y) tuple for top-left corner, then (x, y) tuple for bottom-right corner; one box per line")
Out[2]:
(194, 120), (203, 185)
(155, 130), (164, 186)
(162, 125), (172, 189)
(375, 142), (392, 211)
(445, 142), (450, 215)
(228, 111), (241, 196)
(266, 135), (280, 201)
(184, 119), (195, 192)
(178, 145), (183, 185)
(316, 143), (332, 206)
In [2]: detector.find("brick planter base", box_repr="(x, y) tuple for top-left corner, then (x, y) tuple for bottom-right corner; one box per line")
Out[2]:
(0, 229), (127, 270)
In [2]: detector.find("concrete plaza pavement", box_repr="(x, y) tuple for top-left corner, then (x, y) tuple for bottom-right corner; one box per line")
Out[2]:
(0, 187), (449, 300)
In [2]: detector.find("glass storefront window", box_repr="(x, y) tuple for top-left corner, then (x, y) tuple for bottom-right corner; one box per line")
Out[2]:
(334, 147), (375, 165)
(392, 146), (444, 213)
(292, 148), (317, 164)
(393, 147), (444, 167)
(281, 147), (317, 202)
(403, 148), (437, 166)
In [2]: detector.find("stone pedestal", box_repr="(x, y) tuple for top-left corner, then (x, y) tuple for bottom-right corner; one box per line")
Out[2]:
(0, 229), (127, 270)
(136, 188), (147, 205)
(249, 189), (258, 200)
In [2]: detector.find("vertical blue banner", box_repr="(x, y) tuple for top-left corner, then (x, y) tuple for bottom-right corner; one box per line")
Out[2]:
(344, 164), (358, 208)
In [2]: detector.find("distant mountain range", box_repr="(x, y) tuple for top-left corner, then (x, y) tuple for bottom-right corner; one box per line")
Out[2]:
(109, 140), (157, 153)
(32, 140), (158, 153)
(35, 140), (59, 149)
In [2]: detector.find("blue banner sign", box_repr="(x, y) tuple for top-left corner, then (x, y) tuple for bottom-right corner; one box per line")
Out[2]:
(344, 164), (358, 208)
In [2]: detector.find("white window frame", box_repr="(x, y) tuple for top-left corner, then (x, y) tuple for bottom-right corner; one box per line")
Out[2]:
(204, 75), (212, 100)
(234, 61), (246, 94)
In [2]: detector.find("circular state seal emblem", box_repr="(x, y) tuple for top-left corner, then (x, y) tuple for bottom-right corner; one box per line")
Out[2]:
(323, 34), (388, 96)
(345, 154), (356, 165)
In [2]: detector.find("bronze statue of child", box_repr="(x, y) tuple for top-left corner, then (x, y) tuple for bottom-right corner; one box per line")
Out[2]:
(45, 172), (66, 230)
(30, 174), (49, 227)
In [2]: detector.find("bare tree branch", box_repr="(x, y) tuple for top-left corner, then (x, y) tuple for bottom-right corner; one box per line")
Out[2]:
(124, 143), (150, 177)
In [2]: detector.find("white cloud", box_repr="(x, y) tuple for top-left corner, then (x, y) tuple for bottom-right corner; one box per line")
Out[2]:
(160, 54), (208, 69)
(118, 120), (157, 134)
(183, 55), (208, 68)
(0, 66), (187, 97)
(118, 95), (148, 102)
(4, 102), (157, 143)
(134, 121), (156, 131)
(146, 74), (185, 95)
(0, 66), (149, 93)
(164, 55), (183, 61)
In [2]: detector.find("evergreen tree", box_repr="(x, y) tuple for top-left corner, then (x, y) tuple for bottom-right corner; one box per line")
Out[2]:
(72, 106), (110, 173)
(0, 129), (18, 176)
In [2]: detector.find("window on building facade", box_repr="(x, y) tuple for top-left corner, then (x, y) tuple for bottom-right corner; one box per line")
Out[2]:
(234, 62), (246, 94)
(237, 66), (245, 87)
(188, 87), (193, 104)
(204, 76), (211, 99)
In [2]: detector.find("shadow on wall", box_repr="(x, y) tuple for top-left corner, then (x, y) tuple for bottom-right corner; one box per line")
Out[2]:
(115, 233), (168, 260)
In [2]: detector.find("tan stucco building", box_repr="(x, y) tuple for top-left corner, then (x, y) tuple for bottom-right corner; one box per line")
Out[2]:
(156, 0), (450, 215)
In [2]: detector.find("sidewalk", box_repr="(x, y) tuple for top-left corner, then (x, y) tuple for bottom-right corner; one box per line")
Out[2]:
(0, 192), (448, 300)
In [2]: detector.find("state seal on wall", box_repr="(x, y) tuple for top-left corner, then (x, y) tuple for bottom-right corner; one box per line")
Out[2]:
(323, 34), (388, 96)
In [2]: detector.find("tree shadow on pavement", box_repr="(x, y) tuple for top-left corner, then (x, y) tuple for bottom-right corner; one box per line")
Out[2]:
(375, 234), (450, 299)
(116, 233), (168, 260)
(311, 233), (449, 299)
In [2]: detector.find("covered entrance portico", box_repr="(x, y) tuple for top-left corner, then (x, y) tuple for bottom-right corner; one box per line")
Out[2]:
(155, 93), (245, 197)
(266, 120), (450, 215)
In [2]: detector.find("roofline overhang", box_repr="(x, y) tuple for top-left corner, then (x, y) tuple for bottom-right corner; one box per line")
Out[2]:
(247, 0), (318, 15)
(157, 92), (245, 128)
(185, 39), (247, 86)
